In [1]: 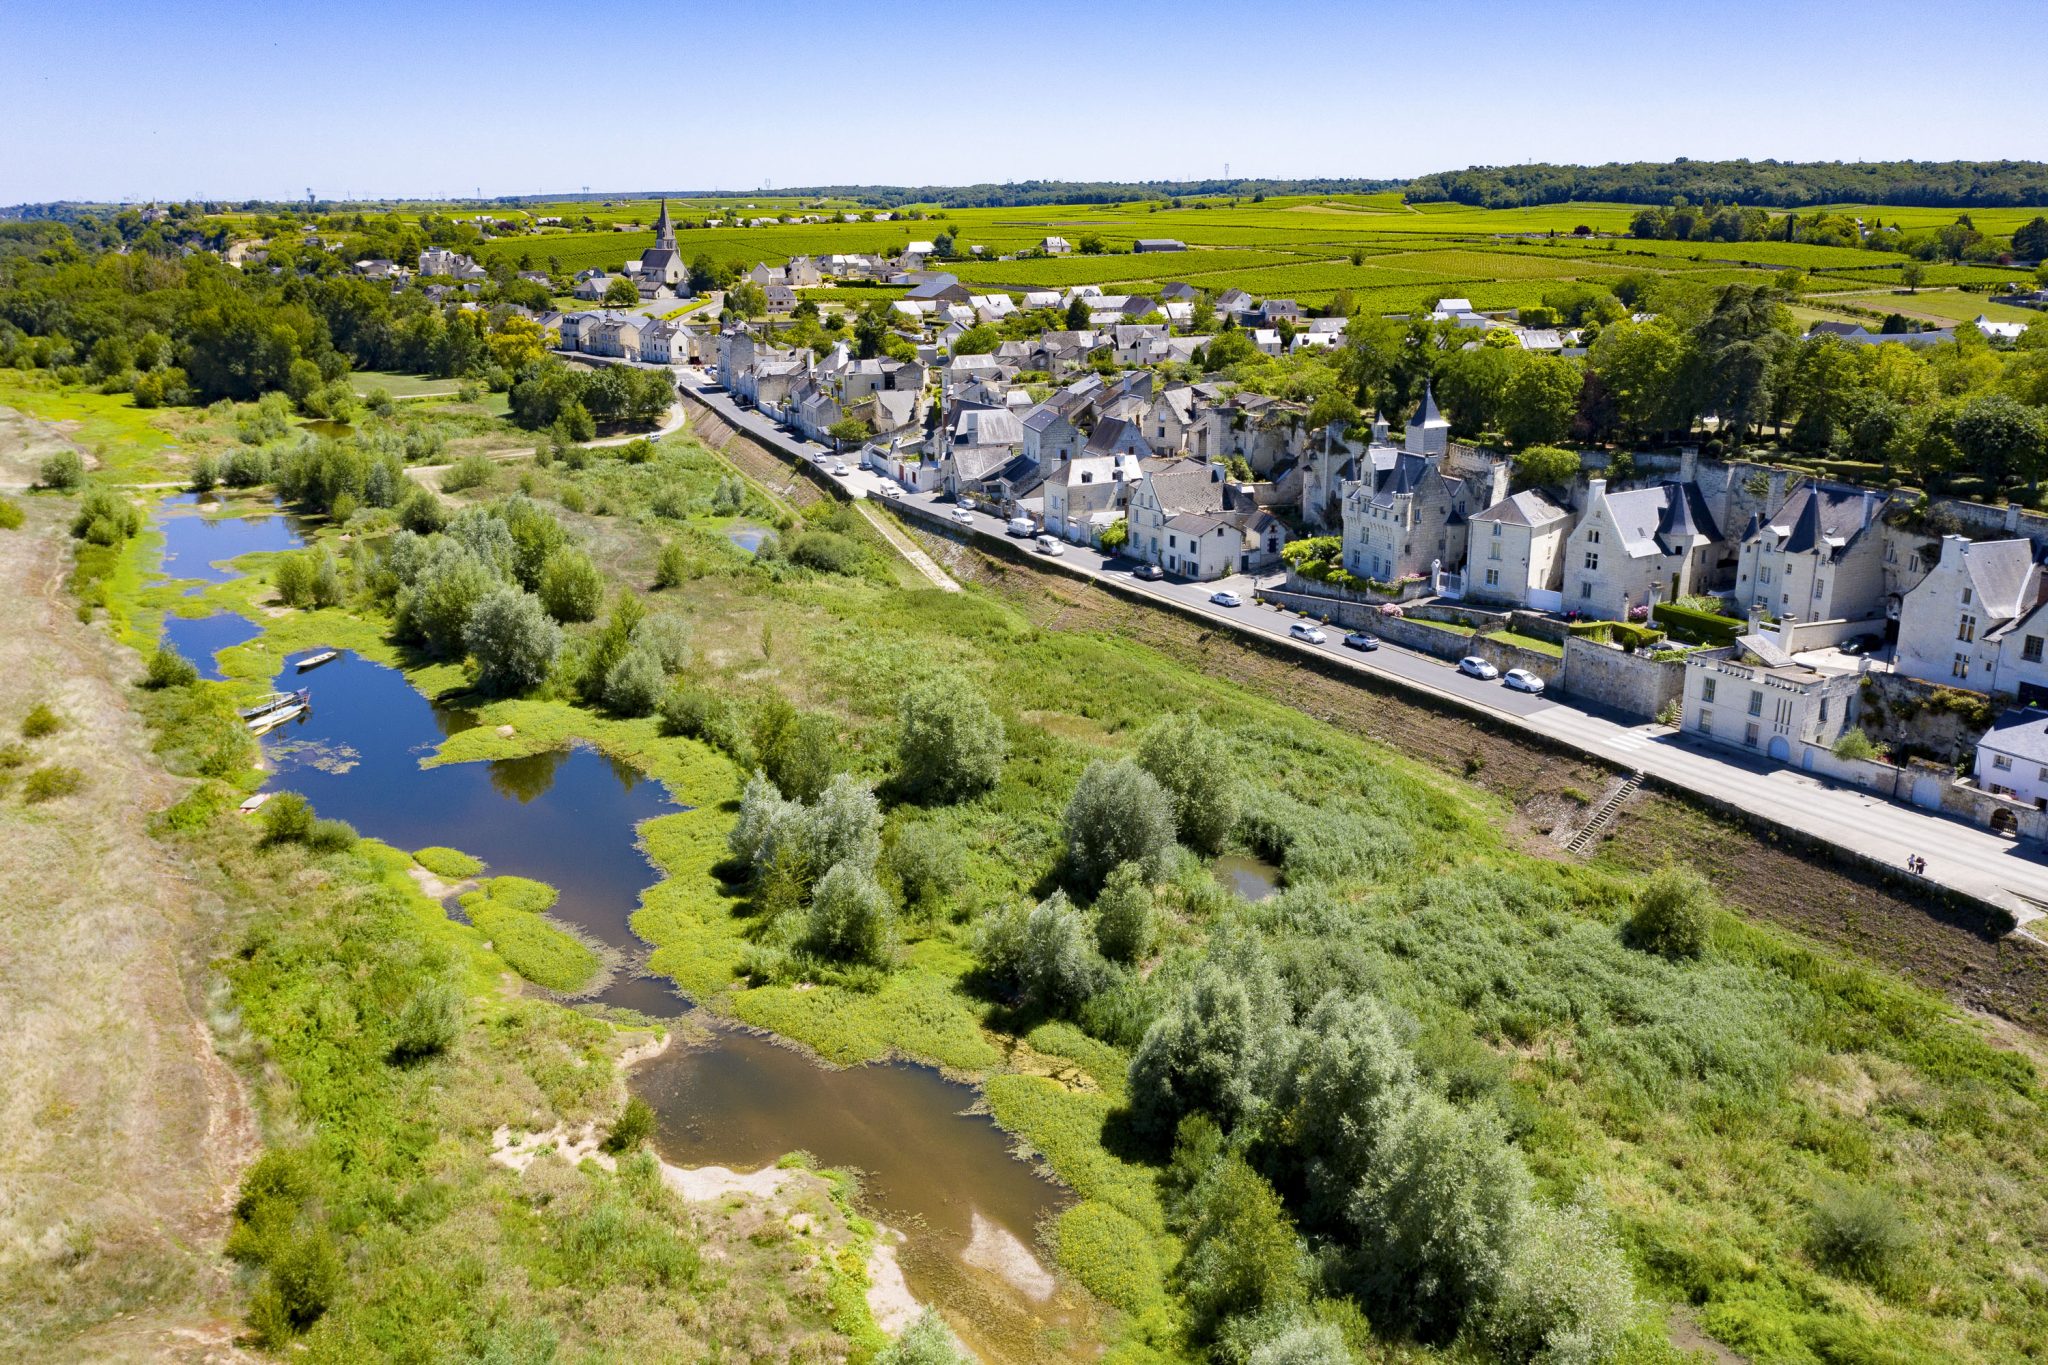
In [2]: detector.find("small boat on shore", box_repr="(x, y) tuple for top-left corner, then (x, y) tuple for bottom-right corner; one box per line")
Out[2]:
(295, 650), (339, 672)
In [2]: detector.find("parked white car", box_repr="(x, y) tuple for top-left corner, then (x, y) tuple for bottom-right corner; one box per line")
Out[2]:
(1289, 623), (1327, 644)
(1034, 534), (1065, 556)
(1458, 656), (1501, 680)
(1006, 517), (1035, 538)
(1210, 589), (1243, 607)
(1503, 668), (1545, 694)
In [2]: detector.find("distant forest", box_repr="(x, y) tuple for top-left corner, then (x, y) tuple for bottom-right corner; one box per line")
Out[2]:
(1405, 160), (2048, 209)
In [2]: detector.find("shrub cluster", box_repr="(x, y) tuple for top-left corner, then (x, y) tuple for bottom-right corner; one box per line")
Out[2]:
(897, 676), (1005, 803)
(1127, 932), (1640, 1356)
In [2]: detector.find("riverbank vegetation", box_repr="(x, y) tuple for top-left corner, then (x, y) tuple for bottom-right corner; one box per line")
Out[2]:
(1, 388), (902, 1359)
(13, 367), (2048, 1362)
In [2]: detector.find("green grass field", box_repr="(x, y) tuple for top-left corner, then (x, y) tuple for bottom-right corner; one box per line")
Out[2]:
(350, 368), (463, 398)
(1821, 288), (2040, 325)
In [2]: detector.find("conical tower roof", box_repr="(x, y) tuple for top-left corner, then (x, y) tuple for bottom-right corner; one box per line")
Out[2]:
(653, 197), (674, 246)
(1413, 381), (1443, 427)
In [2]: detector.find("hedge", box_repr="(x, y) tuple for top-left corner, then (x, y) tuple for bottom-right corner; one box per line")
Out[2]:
(1653, 601), (1744, 646)
(1569, 619), (1667, 652)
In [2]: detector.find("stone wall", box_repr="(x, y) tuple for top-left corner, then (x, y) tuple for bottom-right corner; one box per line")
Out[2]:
(1856, 672), (1999, 764)
(1257, 585), (1382, 632)
(1560, 637), (1686, 720)
(1279, 572), (1433, 607)
(1408, 602), (1511, 630)
(1468, 635), (1565, 687)
(1260, 589), (1561, 678)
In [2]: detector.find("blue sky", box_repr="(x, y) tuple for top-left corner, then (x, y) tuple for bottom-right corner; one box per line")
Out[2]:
(5, 0), (2045, 202)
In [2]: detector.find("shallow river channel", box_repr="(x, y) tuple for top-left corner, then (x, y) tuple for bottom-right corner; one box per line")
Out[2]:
(154, 497), (1102, 1361)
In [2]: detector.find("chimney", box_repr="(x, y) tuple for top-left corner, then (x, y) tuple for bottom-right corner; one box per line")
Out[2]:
(1678, 445), (1699, 482)
(1587, 477), (1608, 504)
(2006, 504), (2022, 532)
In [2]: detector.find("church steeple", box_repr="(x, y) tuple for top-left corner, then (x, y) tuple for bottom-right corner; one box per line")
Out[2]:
(653, 197), (674, 247)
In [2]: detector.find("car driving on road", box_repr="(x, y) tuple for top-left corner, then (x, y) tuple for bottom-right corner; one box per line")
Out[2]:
(951, 507), (975, 524)
(1210, 589), (1243, 607)
(827, 459), (849, 476)
(1503, 668), (1545, 694)
(1034, 534), (1065, 556)
(1458, 656), (1501, 680)
(1006, 517), (1035, 537)
(1343, 630), (1378, 651)
(1289, 622), (1327, 644)
(1132, 564), (1165, 581)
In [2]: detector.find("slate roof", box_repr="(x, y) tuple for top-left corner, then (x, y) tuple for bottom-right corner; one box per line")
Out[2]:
(1022, 404), (1074, 435)
(1471, 489), (1568, 528)
(949, 406), (1023, 447)
(1957, 539), (2044, 621)
(1410, 383), (1444, 427)
(1759, 482), (1884, 558)
(950, 445), (1021, 483)
(870, 391), (919, 431)
(904, 273), (964, 300)
(1980, 707), (2048, 765)
(1603, 481), (1722, 557)
(1083, 417), (1152, 458)
(1143, 460), (1227, 516)
(1166, 511), (1233, 535)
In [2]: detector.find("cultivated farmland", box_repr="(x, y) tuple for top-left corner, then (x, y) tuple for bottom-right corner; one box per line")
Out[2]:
(475, 192), (2040, 314)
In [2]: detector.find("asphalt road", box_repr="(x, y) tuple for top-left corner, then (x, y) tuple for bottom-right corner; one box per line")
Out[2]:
(671, 365), (2048, 925)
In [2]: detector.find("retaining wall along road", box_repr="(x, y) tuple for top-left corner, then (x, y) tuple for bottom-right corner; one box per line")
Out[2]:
(1560, 637), (1686, 719)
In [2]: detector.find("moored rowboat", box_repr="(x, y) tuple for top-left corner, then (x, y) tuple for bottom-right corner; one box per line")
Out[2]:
(242, 689), (311, 731)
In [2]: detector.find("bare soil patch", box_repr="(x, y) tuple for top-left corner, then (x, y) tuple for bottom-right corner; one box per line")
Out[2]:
(0, 496), (256, 1357)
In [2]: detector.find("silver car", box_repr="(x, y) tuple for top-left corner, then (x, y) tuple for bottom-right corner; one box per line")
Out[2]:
(1289, 623), (1327, 645)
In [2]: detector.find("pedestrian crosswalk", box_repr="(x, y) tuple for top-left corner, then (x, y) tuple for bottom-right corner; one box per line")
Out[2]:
(1604, 729), (1656, 753)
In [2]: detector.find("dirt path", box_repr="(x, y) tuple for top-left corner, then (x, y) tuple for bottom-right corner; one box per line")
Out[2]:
(857, 501), (959, 592)
(0, 482), (256, 1357)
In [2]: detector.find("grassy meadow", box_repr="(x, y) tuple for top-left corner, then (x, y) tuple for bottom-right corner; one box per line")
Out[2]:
(430, 429), (2048, 1365)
